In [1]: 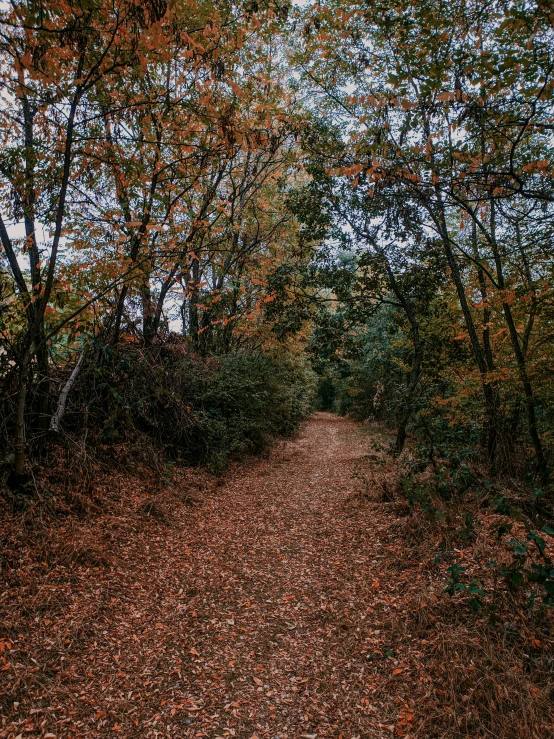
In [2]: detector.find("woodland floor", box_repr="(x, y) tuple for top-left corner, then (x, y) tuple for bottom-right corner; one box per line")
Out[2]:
(1, 413), (553, 739)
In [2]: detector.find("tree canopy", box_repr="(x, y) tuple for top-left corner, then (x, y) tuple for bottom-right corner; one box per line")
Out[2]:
(1, 0), (554, 488)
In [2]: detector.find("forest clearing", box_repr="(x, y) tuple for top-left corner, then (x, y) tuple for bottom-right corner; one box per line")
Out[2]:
(2, 0), (554, 736)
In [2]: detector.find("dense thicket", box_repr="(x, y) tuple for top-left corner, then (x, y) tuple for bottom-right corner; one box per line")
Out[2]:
(53, 345), (313, 468)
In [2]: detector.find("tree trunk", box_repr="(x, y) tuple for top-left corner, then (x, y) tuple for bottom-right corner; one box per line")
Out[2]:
(21, 89), (50, 438)
(503, 300), (548, 483)
(430, 196), (498, 468)
(141, 280), (156, 345)
(488, 200), (549, 483)
(14, 350), (31, 484)
(35, 331), (50, 437)
(471, 222), (499, 466)
(379, 253), (423, 455)
(394, 321), (423, 455)
(50, 352), (85, 433)
(112, 284), (128, 344)
(189, 260), (200, 349)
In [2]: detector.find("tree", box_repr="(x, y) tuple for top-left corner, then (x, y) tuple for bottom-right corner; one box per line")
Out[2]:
(291, 0), (554, 480)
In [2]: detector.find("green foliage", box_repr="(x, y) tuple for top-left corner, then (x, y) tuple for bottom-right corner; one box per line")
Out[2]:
(498, 527), (554, 610)
(444, 563), (485, 614)
(397, 460), (554, 613)
(66, 345), (315, 470)
(197, 352), (316, 468)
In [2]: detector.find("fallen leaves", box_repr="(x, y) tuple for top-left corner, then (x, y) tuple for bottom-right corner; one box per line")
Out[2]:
(1, 414), (552, 738)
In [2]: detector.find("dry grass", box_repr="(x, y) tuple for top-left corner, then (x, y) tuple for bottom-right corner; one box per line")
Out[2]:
(350, 427), (554, 738)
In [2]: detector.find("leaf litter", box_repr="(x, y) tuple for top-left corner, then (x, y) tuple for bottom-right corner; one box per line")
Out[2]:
(1, 413), (553, 738)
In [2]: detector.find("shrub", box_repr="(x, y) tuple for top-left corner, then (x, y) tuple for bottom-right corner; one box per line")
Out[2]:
(57, 342), (316, 470)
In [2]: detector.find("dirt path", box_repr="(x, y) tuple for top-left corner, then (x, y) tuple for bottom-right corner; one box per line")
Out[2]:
(172, 413), (402, 738)
(2, 414), (432, 738)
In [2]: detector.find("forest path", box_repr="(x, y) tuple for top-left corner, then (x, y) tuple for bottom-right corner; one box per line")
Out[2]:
(169, 412), (399, 739)
(4, 414), (429, 738)
(113, 412), (416, 739)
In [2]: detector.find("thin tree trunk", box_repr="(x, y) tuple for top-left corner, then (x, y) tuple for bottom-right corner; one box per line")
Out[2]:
(112, 284), (128, 344)
(379, 253), (423, 455)
(13, 67), (83, 479)
(503, 300), (547, 482)
(421, 110), (498, 468)
(394, 322), (423, 455)
(429, 195), (498, 468)
(141, 278), (156, 345)
(488, 200), (548, 483)
(471, 222), (499, 466)
(20, 88), (50, 436)
(189, 260), (200, 349)
(14, 349), (31, 483)
(49, 352), (85, 433)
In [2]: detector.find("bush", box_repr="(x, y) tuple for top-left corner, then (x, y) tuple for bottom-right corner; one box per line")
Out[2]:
(199, 352), (315, 466)
(58, 342), (316, 470)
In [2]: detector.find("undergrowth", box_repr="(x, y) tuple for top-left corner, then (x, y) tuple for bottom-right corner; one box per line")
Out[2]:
(352, 426), (554, 738)
(1, 342), (315, 505)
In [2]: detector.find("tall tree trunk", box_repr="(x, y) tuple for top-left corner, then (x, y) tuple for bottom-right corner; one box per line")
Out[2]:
(471, 222), (499, 466)
(12, 69), (83, 480)
(503, 301), (548, 483)
(188, 260), (200, 350)
(379, 254), (424, 455)
(488, 199), (548, 484)
(112, 284), (128, 344)
(422, 111), (498, 468)
(141, 278), (156, 345)
(394, 320), (423, 455)
(14, 348), (31, 483)
(21, 88), (50, 437)
(429, 195), (498, 469)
